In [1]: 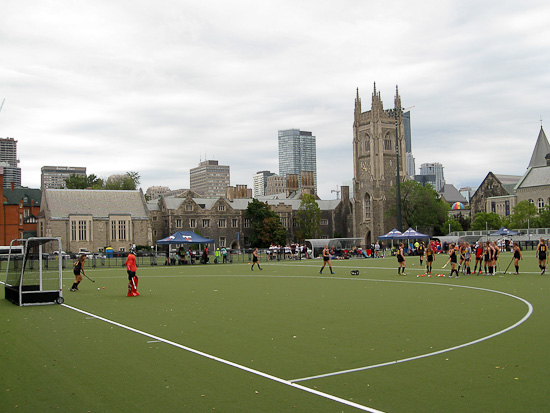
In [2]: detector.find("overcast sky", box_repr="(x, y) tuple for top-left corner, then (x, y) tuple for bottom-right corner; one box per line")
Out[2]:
(2, 0), (549, 199)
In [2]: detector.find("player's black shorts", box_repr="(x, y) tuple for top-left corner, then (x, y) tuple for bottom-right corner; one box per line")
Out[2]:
(127, 271), (136, 280)
(539, 252), (547, 261)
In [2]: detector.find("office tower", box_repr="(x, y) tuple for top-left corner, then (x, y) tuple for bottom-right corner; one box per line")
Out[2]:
(253, 171), (275, 197)
(0, 138), (21, 188)
(41, 166), (87, 189)
(190, 160), (230, 197)
(403, 111), (416, 179)
(419, 162), (445, 191)
(278, 129), (317, 192)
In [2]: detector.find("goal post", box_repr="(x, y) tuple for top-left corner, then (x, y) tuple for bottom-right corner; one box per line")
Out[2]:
(4, 237), (64, 306)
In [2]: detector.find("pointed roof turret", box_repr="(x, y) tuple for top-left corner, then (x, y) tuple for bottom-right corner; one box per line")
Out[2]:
(528, 127), (550, 168)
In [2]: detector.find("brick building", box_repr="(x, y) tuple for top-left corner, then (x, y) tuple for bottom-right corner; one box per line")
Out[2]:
(0, 171), (41, 244)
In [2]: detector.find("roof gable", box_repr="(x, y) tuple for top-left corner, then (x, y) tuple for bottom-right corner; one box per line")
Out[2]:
(43, 189), (148, 219)
(528, 127), (550, 168)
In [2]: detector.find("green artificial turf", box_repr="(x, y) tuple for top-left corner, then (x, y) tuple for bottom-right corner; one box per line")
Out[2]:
(1, 251), (549, 412)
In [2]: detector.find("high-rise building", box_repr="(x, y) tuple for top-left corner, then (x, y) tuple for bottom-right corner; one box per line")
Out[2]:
(190, 160), (230, 197)
(418, 162), (445, 191)
(253, 170), (275, 197)
(41, 166), (87, 189)
(0, 137), (21, 188)
(403, 111), (416, 179)
(278, 129), (317, 192)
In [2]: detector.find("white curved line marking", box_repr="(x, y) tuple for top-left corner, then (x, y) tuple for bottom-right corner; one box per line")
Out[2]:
(61, 303), (384, 413)
(291, 280), (533, 383)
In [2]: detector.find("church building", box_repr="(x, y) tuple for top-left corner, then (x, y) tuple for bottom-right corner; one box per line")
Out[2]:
(352, 84), (407, 245)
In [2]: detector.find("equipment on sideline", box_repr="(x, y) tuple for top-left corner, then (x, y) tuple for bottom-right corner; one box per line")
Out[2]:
(350, 270), (359, 276)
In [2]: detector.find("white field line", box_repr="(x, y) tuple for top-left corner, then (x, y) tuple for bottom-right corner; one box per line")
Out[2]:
(61, 303), (384, 413)
(290, 281), (534, 383)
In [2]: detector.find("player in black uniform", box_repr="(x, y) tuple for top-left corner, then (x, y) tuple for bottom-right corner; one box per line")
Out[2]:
(71, 254), (87, 291)
(417, 241), (425, 267)
(536, 238), (548, 275)
(396, 243), (406, 275)
(512, 242), (523, 274)
(448, 243), (459, 278)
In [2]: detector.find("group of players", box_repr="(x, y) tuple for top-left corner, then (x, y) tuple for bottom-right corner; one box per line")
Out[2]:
(395, 238), (549, 277)
(70, 248), (139, 296)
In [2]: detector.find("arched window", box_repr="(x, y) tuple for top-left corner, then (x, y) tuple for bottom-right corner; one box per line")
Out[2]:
(538, 198), (544, 212)
(364, 136), (370, 152)
(528, 199), (534, 205)
(364, 193), (371, 219)
(384, 132), (393, 151)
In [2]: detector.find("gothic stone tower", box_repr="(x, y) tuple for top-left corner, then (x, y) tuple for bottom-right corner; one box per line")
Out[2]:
(352, 83), (406, 246)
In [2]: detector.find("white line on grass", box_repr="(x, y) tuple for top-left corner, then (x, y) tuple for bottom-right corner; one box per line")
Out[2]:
(290, 280), (534, 383)
(60, 303), (385, 413)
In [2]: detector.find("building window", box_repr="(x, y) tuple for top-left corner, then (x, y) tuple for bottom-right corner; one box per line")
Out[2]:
(384, 133), (392, 151)
(118, 221), (126, 240)
(219, 236), (226, 247)
(24, 209), (29, 217)
(153, 230), (157, 237)
(152, 216), (157, 221)
(529, 199), (534, 205)
(111, 221), (117, 240)
(190, 219), (196, 228)
(186, 204), (193, 211)
(72, 220), (88, 241)
(538, 198), (544, 212)
(218, 205), (225, 211)
(364, 194), (371, 219)
(293, 218), (297, 227)
(244, 218), (251, 228)
(176, 219), (182, 228)
(202, 219), (210, 228)
(320, 219), (328, 225)
(218, 219), (226, 228)
(231, 218), (238, 228)
(281, 217), (288, 227)
(19, 214), (23, 225)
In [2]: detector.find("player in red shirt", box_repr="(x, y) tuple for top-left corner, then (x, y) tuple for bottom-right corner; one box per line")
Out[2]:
(125, 248), (139, 297)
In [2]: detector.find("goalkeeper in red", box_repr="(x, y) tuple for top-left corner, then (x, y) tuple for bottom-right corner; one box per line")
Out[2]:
(125, 248), (139, 297)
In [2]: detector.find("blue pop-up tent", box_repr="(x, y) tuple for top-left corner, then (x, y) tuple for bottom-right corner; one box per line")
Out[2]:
(156, 231), (214, 245)
(378, 228), (403, 240)
(489, 227), (520, 236)
(400, 227), (430, 239)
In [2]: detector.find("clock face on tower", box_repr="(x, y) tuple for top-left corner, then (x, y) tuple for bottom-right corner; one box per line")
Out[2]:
(360, 161), (369, 175)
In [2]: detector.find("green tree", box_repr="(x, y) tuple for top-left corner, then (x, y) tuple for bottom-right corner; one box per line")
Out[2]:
(245, 199), (287, 247)
(508, 200), (539, 229)
(104, 172), (140, 190)
(539, 205), (550, 227)
(386, 181), (448, 233)
(470, 212), (502, 231)
(65, 173), (104, 189)
(296, 193), (321, 241)
(442, 218), (463, 235)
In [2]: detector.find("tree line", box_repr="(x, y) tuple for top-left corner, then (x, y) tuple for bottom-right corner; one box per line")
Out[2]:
(65, 172), (140, 190)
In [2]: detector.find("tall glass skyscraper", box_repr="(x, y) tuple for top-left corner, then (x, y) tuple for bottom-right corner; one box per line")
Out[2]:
(278, 129), (317, 192)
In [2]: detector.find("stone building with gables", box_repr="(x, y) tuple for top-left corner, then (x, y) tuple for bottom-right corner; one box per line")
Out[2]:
(148, 181), (353, 248)
(38, 189), (151, 253)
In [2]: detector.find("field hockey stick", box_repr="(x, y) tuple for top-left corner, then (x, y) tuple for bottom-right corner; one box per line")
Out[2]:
(503, 257), (514, 274)
(83, 272), (95, 283)
(442, 258), (450, 268)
